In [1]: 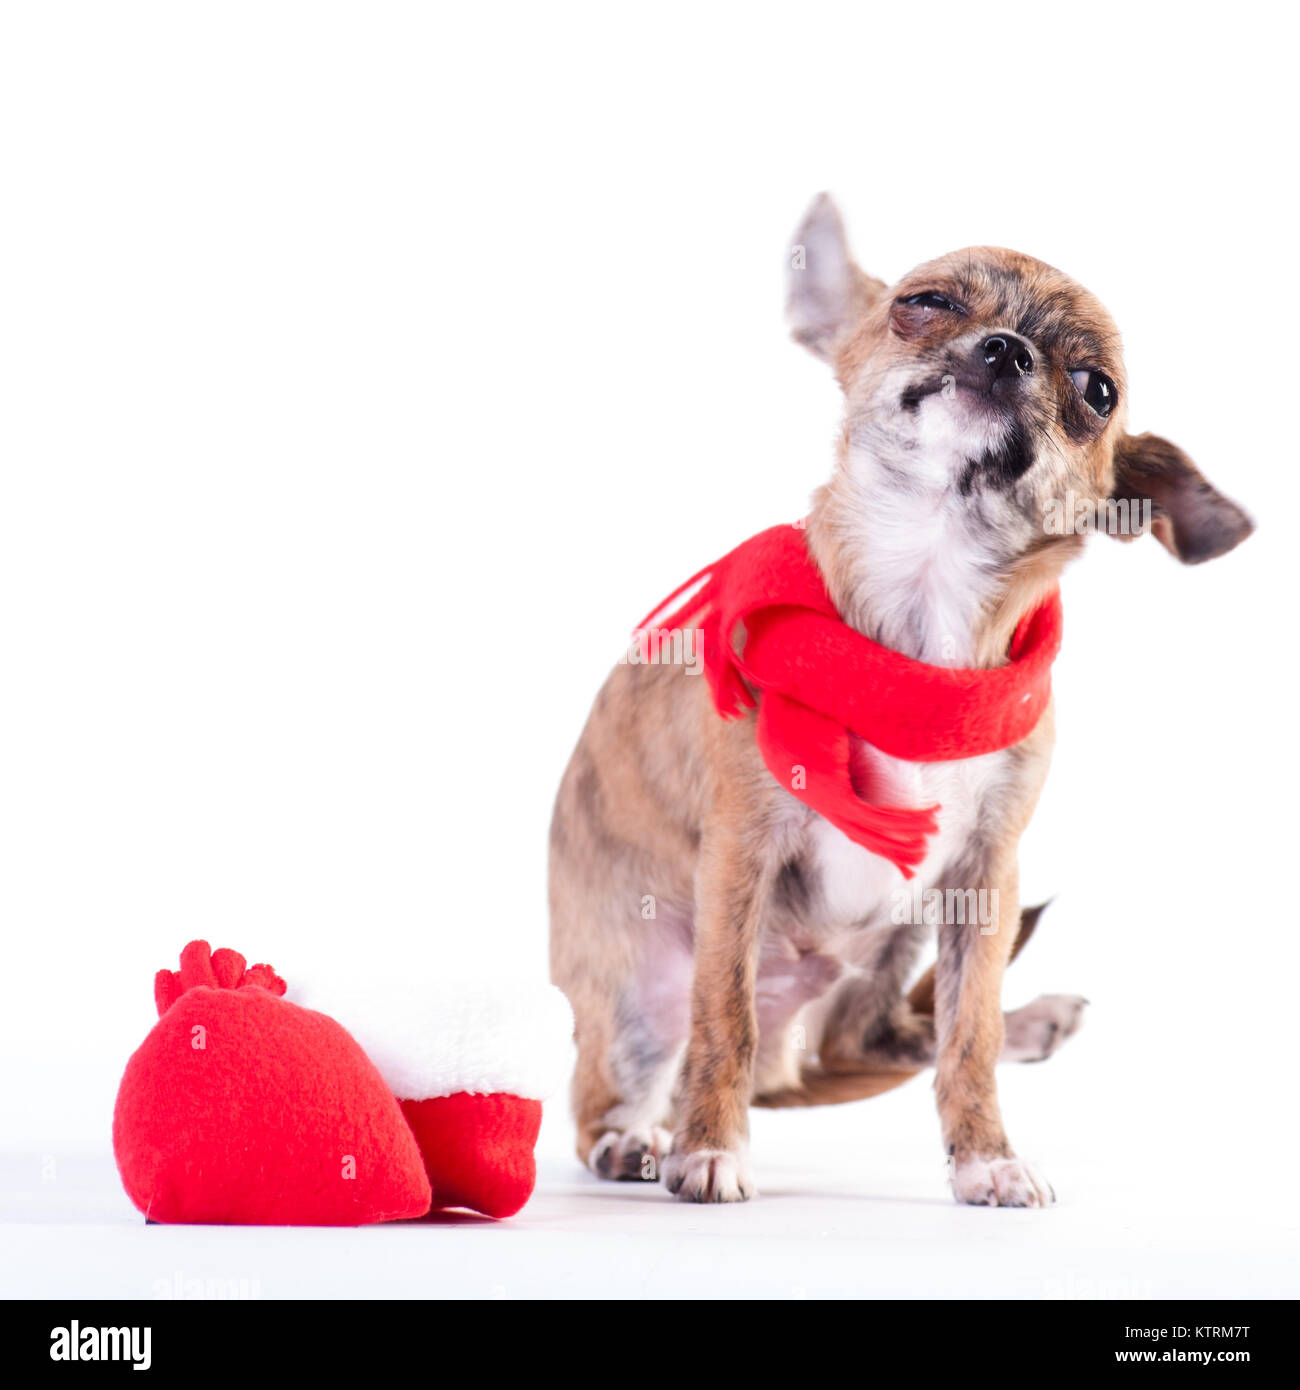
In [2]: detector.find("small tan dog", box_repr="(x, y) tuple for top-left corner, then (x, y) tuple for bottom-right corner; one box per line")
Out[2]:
(549, 195), (1253, 1205)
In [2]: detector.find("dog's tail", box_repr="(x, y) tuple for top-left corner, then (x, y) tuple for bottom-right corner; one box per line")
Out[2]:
(751, 901), (1050, 1109)
(751, 1064), (918, 1108)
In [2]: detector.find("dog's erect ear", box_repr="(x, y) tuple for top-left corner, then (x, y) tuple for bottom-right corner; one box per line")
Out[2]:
(786, 193), (885, 361)
(1110, 432), (1254, 564)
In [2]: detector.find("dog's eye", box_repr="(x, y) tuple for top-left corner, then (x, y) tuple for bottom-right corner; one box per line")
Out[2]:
(1069, 368), (1116, 418)
(899, 291), (964, 314)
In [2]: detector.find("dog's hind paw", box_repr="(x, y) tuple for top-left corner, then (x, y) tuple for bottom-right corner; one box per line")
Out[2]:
(589, 1127), (672, 1182)
(1002, 993), (1088, 1063)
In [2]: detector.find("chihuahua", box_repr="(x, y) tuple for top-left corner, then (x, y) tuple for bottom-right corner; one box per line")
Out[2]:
(549, 195), (1253, 1205)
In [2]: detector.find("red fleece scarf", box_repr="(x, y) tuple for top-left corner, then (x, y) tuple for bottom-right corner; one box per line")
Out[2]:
(638, 524), (1062, 877)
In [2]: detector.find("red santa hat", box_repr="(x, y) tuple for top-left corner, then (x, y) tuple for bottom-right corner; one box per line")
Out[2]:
(113, 941), (573, 1225)
(288, 963), (573, 1219)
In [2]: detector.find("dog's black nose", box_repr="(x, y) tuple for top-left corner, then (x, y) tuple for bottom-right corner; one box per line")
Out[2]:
(981, 334), (1035, 380)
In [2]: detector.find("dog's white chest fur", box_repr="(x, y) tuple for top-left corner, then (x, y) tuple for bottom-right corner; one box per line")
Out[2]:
(791, 421), (1031, 927)
(793, 429), (1027, 930)
(806, 740), (1011, 928)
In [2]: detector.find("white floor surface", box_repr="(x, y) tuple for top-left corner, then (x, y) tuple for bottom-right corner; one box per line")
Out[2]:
(5, 1072), (1294, 1301)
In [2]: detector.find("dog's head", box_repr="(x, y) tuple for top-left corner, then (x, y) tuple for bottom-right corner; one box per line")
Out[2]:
(788, 194), (1252, 565)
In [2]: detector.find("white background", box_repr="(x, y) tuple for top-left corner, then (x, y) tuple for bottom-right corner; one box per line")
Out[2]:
(2, 2), (1296, 1298)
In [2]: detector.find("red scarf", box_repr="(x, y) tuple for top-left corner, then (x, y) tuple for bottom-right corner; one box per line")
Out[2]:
(637, 524), (1062, 878)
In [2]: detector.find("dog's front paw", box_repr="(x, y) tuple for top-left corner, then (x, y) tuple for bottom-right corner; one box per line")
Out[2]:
(662, 1146), (756, 1203)
(1002, 993), (1088, 1063)
(951, 1155), (1055, 1208)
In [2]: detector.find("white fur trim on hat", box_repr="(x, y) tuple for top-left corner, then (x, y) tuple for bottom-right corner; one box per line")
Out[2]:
(288, 969), (574, 1102)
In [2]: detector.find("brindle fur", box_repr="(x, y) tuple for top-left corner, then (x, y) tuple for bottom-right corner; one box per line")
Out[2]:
(549, 195), (1253, 1204)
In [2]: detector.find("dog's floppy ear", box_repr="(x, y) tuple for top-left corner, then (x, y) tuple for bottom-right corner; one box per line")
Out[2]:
(786, 193), (885, 361)
(1110, 431), (1254, 563)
